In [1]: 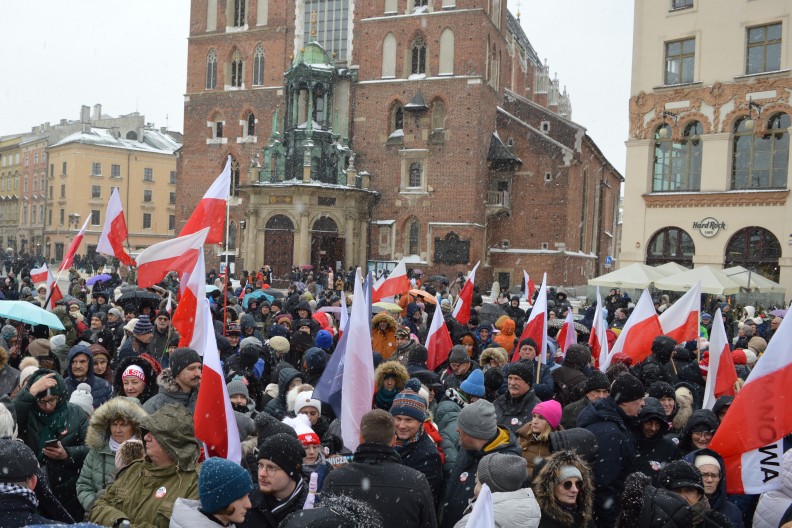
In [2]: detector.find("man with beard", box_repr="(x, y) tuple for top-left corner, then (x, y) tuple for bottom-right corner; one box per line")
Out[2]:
(116, 315), (154, 364)
(80, 313), (116, 356)
(143, 348), (202, 414)
(148, 310), (178, 365)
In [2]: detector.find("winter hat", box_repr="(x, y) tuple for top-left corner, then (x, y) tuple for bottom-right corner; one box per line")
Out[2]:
(258, 432), (306, 482)
(27, 338), (51, 357)
(648, 381), (676, 401)
(169, 347), (202, 378)
(483, 368), (504, 394)
(395, 327), (410, 339)
(19, 362), (40, 389)
(659, 460), (704, 494)
(507, 360), (534, 386)
(610, 373), (645, 404)
(69, 383), (94, 415)
(294, 390), (321, 415)
(518, 338), (538, 352)
(108, 307), (123, 320)
(448, 345), (469, 364)
(240, 336), (263, 351)
(732, 349), (747, 365)
(701, 313), (712, 321)
(92, 312), (107, 325)
(282, 414), (321, 446)
(155, 309), (171, 321)
(268, 336), (291, 354)
(199, 456), (255, 513)
(124, 318), (139, 333)
(133, 315), (154, 336)
(90, 344), (111, 361)
(564, 345), (591, 370)
(744, 348), (758, 367)
(390, 384), (427, 422)
(557, 465), (583, 484)
(304, 347), (328, 371)
(532, 400), (562, 430)
(477, 453), (528, 493)
(694, 455), (721, 470)
(315, 329), (334, 350)
(0, 405), (15, 439)
(122, 364), (147, 383)
(1, 325), (17, 341)
(457, 399), (498, 440)
(0, 439), (39, 481)
(255, 413), (299, 448)
(226, 322), (241, 335)
(459, 369), (486, 398)
(227, 379), (249, 399)
(584, 371), (610, 394)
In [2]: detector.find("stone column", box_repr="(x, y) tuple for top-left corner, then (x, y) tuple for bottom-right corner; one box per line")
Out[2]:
(297, 211), (311, 266)
(345, 212), (355, 270)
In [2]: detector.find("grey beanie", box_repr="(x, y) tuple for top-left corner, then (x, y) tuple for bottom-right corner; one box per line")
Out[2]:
(227, 379), (249, 399)
(457, 399), (498, 440)
(477, 453), (528, 493)
(448, 345), (469, 364)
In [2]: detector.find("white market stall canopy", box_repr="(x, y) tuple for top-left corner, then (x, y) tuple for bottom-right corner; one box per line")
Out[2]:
(654, 266), (741, 295)
(588, 263), (667, 289)
(722, 266), (784, 293)
(653, 262), (691, 276)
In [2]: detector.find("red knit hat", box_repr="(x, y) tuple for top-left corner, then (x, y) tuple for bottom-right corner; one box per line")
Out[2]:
(732, 349), (747, 365)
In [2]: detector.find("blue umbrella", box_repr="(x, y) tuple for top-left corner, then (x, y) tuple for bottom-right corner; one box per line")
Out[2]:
(243, 290), (274, 309)
(0, 301), (65, 330)
(86, 274), (112, 286)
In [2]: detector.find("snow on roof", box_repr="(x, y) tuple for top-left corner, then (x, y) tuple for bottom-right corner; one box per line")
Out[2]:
(51, 127), (181, 154)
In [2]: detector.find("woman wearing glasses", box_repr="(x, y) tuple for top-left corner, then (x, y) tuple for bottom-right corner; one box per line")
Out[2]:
(678, 409), (719, 455)
(533, 450), (595, 528)
(12, 369), (89, 521)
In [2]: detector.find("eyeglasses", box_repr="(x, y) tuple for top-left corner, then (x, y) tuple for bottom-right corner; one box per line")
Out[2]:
(37, 397), (60, 407)
(701, 472), (721, 481)
(561, 479), (583, 491)
(258, 463), (282, 476)
(692, 430), (715, 439)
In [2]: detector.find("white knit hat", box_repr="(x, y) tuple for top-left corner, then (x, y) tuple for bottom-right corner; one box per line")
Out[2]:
(293, 390), (322, 415)
(282, 414), (320, 446)
(69, 383), (94, 415)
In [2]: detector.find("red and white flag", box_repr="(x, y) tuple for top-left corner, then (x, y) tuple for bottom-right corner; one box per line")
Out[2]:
(179, 156), (231, 244)
(452, 261), (480, 326)
(514, 273), (548, 363)
(58, 217), (91, 272)
(659, 282), (701, 343)
(172, 250), (206, 348)
(96, 188), (135, 266)
(590, 287), (610, 370)
(372, 259), (409, 302)
(337, 289), (348, 342)
(600, 288), (663, 371)
(340, 268), (376, 452)
(30, 263), (62, 310)
(194, 296), (242, 462)
(556, 310), (577, 355)
(710, 314), (792, 494)
(523, 271), (536, 304)
(702, 308), (737, 409)
(136, 228), (209, 288)
(426, 298), (454, 371)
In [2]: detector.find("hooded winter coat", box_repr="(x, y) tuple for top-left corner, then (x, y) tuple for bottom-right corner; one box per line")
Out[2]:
(113, 356), (159, 404)
(142, 368), (198, 415)
(618, 472), (692, 528)
(434, 389), (466, 477)
(678, 409), (719, 455)
(493, 318), (517, 354)
(263, 367), (302, 419)
(533, 450), (595, 528)
(371, 312), (398, 360)
(373, 361), (410, 411)
(64, 346), (113, 408)
(169, 498), (229, 528)
(395, 427), (444, 505)
(551, 346), (590, 407)
(682, 448), (744, 528)
(76, 397), (148, 511)
(0, 347), (20, 397)
(454, 487), (541, 528)
(0, 489), (62, 528)
(635, 398), (681, 485)
(280, 493), (383, 528)
(754, 448), (792, 528)
(89, 404), (201, 528)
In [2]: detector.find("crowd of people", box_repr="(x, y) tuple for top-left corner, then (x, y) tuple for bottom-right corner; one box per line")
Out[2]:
(0, 262), (789, 528)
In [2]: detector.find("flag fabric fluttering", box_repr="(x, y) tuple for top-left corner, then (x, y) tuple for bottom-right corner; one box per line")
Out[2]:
(135, 228), (209, 288)
(172, 250), (206, 348)
(710, 314), (792, 494)
(452, 261), (480, 326)
(96, 188), (135, 266)
(523, 271), (536, 304)
(555, 310), (577, 354)
(702, 308), (737, 410)
(30, 263), (62, 310)
(590, 287), (610, 371)
(659, 282), (701, 343)
(58, 217), (91, 272)
(426, 298), (454, 371)
(179, 156), (231, 244)
(466, 483), (495, 528)
(600, 288), (662, 371)
(193, 296), (242, 463)
(514, 273), (548, 363)
(372, 258), (409, 302)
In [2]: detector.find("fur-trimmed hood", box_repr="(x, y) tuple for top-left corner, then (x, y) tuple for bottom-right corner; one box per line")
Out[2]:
(0, 347), (8, 371)
(480, 347), (509, 368)
(533, 450), (594, 526)
(374, 360), (409, 391)
(86, 396), (148, 450)
(372, 312), (398, 332)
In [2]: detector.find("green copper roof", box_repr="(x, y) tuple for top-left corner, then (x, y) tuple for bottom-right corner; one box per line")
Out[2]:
(293, 41), (332, 66)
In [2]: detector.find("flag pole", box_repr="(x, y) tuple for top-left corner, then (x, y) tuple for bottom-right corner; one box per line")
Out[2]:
(222, 176), (231, 337)
(536, 360), (541, 385)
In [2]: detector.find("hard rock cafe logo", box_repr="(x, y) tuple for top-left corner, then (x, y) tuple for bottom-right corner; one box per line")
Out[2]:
(692, 217), (726, 238)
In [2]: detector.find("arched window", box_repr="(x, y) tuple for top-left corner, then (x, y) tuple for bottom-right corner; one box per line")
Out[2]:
(733, 112), (790, 189)
(725, 227), (781, 282)
(439, 28), (454, 75)
(652, 121), (702, 191)
(231, 50), (243, 87)
(382, 33), (397, 78)
(247, 113), (255, 136)
(409, 221), (420, 255)
(126, 131), (138, 140)
(312, 216), (338, 233)
(391, 103), (404, 133)
(411, 36), (426, 75)
(409, 162), (422, 187)
(228, 221), (237, 250)
(431, 100), (445, 130)
(646, 227), (695, 268)
(265, 215), (294, 230)
(206, 49), (217, 90)
(253, 44), (264, 85)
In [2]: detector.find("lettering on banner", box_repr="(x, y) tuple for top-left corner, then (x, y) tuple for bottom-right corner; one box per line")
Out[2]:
(759, 443), (781, 483)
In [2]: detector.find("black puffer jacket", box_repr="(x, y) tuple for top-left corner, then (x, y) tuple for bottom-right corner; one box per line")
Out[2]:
(394, 428), (443, 505)
(682, 448), (745, 528)
(635, 398), (681, 485)
(618, 471), (692, 528)
(493, 389), (541, 434)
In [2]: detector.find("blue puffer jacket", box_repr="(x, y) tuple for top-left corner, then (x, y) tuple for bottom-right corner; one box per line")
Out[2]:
(63, 344), (112, 408)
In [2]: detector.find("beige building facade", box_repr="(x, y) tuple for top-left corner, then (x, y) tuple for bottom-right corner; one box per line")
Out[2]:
(621, 0), (792, 298)
(0, 135), (22, 254)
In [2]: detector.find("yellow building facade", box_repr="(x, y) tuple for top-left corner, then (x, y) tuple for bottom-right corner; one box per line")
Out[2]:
(0, 135), (22, 254)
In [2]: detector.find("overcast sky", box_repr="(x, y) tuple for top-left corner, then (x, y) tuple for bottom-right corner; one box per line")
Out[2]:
(1, 0), (633, 173)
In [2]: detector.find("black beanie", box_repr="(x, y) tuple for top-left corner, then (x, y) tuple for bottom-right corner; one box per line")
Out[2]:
(484, 367), (505, 393)
(651, 335), (677, 363)
(610, 373), (645, 404)
(258, 433), (306, 482)
(584, 371), (610, 394)
(658, 460), (704, 494)
(648, 381), (676, 401)
(169, 348), (202, 378)
(507, 360), (534, 386)
(0, 439), (38, 481)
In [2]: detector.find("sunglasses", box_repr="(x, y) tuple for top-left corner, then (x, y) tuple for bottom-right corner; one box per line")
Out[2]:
(561, 479), (583, 491)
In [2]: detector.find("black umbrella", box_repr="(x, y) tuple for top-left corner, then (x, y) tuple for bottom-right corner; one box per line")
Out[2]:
(116, 289), (163, 311)
(478, 303), (507, 326)
(426, 275), (450, 285)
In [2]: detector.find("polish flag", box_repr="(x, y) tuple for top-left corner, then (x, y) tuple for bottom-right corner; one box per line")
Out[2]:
(710, 314), (792, 494)
(523, 271), (536, 304)
(136, 228), (209, 288)
(58, 217), (91, 272)
(452, 261), (480, 326)
(30, 263), (62, 310)
(514, 273), (548, 363)
(426, 297), (454, 371)
(96, 188), (135, 266)
(600, 288), (663, 371)
(590, 287), (610, 370)
(172, 250), (206, 348)
(179, 156), (231, 244)
(194, 296), (242, 462)
(372, 258), (409, 302)
(555, 310), (577, 354)
(659, 282), (701, 343)
(338, 289), (348, 341)
(702, 308), (737, 410)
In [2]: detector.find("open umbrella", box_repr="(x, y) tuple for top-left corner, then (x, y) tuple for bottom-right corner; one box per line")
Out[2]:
(116, 289), (162, 304)
(293, 281), (307, 292)
(373, 301), (402, 313)
(0, 301), (65, 330)
(426, 275), (450, 285)
(478, 303), (507, 326)
(547, 318), (590, 334)
(61, 295), (87, 312)
(408, 289), (437, 304)
(206, 285), (220, 293)
(770, 309), (787, 317)
(86, 274), (112, 286)
(243, 290), (275, 309)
